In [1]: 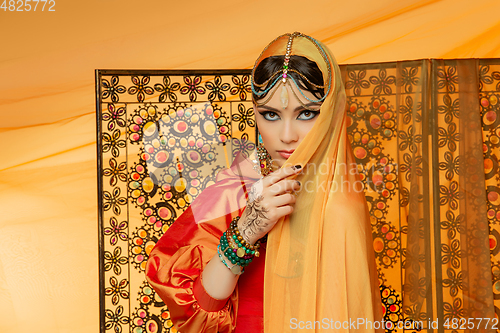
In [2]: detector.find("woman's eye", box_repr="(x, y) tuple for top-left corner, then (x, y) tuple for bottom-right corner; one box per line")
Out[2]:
(297, 111), (319, 120)
(262, 112), (279, 121)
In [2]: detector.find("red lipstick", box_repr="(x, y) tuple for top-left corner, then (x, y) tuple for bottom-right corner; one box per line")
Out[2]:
(277, 149), (295, 159)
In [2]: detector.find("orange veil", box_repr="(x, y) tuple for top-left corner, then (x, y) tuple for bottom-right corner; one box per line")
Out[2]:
(257, 33), (384, 332)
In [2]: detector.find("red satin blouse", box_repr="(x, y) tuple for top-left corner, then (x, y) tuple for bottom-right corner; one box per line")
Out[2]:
(146, 153), (263, 333)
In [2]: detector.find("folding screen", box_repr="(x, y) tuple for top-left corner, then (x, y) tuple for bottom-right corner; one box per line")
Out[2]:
(96, 60), (500, 333)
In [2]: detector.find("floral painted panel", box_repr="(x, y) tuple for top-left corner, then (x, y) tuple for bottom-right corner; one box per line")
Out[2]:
(97, 60), (500, 333)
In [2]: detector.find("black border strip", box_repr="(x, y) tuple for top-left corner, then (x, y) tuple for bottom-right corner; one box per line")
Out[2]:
(97, 69), (252, 76)
(95, 69), (106, 333)
(430, 59), (446, 332)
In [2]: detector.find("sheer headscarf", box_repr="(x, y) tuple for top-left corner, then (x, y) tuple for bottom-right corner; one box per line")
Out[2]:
(254, 33), (383, 332)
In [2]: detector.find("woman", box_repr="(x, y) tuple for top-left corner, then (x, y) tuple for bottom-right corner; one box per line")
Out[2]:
(146, 32), (383, 332)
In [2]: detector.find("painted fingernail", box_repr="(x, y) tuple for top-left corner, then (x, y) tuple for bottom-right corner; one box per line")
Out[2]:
(293, 164), (302, 170)
(296, 181), (301, 186)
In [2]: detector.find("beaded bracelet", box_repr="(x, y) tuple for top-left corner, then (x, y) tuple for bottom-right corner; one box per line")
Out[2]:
(217, 244), (244, 275)
(227, 216), (261, 260)
(217, 216), (262, 274)
(225, 227), (257, 257)
(230, 216), (261, 256)
(220, 231), (254, 267)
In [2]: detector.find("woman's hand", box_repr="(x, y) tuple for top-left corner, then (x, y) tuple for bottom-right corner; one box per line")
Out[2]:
(238, 165), (302, 245)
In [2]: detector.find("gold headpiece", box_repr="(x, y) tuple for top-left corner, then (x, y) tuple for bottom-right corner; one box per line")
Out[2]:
(251, 32), (332, 111)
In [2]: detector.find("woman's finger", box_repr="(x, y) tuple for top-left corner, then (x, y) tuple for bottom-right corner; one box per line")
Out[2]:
(268, 179), (301, 196)
(269, 192), (296, 208)
(262, 164), (302, 187)
(274, 205), (294, 218)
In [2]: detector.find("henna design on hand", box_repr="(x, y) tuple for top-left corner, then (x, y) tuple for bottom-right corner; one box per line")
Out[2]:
(241, 195), (269, 243)
(248, 180), (263, 203)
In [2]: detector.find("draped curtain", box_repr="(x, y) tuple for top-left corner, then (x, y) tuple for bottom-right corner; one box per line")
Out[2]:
(97, 59), (500, 333)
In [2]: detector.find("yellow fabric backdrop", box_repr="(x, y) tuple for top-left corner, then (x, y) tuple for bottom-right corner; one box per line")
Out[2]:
(2, 0), (500, 332)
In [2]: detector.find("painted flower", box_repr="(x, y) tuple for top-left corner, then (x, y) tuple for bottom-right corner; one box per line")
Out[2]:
(493, 71), (500, 91)
(441, 210), (465, 239)
(102, 129), (126, 158)
(345, 69), (370, 96)
(180, 75), (206, 101)
(205, 76), (230, 101)
(442, 267), (465, 297)
(407, 183), (424, 212)
(369, 69), (395, 95)
(403, 303), (427, 323)
(439, 180), (462, 210)
(443, 297), (466, 322)
(399, 153), (423, 183)
(403, 272), (427, 303)
(437, 66), (459, 93)
(399, 186), (409, 207)
(104, 305), (129, 333)
(398, 125), (422, 153)
(399, 95), (422, 124)
(438, 94), (459, 124)
(441, 239), (463, 269)
(105, 276), (129, 306)
(402, 215), (425, 244)
(103, 187), (127, 215)
(231, 103), (255, 131)
(232, 133), (255, 158)
(128, 76), (154, 102)
(103, 158), (127, 186)
(403, 243), (425, 275)
(102, 76), (126, 102)
(104, 217), (128, 245)
(104, 246), (128, 275)
(438, 151), (459, 181)
(398, 65), (419, 93)
(230, 75), (252, 100)
(437, 122), (460, 152)
(154, 76), (180, 102)
(102, 104), (127, 131)
(479, 65), (493, 91)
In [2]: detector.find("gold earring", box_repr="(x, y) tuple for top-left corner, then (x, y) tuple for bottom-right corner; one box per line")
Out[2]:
(257, 134), (272, 176)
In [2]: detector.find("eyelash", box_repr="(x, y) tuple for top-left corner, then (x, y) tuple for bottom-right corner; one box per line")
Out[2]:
(259, 110), (320, 121)
(297, 110), (320, 120)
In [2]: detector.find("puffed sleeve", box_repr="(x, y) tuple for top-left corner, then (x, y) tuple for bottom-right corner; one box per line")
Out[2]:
(146, 211), (238, 332)
(146, 163), (256, 333)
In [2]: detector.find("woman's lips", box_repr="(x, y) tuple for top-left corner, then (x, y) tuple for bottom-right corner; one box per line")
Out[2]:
(277, 150), (295, 159)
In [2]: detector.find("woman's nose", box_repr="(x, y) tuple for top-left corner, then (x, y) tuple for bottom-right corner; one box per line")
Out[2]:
(279, 121), (299, 144)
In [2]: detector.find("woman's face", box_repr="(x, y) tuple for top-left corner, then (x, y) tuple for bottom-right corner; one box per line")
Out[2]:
(255, 82), (322, 167)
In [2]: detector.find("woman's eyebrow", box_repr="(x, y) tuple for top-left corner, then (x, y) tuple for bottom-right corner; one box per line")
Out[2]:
(294, 103), (321, 111)
(256, 105), (281, 113)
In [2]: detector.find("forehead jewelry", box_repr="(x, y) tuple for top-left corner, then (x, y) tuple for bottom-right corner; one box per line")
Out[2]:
(279, 35), (293, 109)
(251, 32), (333, 110)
